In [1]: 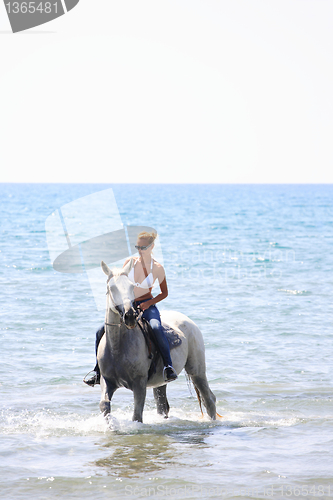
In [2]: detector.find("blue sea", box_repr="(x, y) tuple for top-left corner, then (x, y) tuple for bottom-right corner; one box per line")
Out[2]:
(1, 183), (333, 500)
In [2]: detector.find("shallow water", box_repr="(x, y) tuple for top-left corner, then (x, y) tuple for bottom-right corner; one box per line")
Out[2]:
(1, 183), (333, 499)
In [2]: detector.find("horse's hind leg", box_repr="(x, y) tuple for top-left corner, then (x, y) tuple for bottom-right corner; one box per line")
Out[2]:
(153, 385), (170, 418)
(99, 377), (116, 416)
(190, 374), (216, 420)
(184, 323), (217, 420)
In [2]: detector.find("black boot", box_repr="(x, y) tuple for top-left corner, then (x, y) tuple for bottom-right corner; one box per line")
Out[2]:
(83, 364), (100, 387)
(163, 365), (178, 382)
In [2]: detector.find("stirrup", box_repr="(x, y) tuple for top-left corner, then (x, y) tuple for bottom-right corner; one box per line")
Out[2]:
(163, 365), (178, 383)
(83, 370), (100, 387)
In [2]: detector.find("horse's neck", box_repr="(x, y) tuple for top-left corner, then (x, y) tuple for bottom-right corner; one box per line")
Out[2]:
(105, 307), (123, 350)
(105, 306), (120, 326)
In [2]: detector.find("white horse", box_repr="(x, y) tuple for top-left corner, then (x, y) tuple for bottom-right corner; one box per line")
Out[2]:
(97, 259), (218, 423)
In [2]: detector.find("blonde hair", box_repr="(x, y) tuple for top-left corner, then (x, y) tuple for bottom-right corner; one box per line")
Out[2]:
(137, 231), (157, 245)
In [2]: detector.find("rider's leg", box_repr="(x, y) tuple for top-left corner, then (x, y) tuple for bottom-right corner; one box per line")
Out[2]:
(142, 305), (177, 382)
(149, 318), (172, 366)
(84, 325), (104, 386)
(95, 324), (105, 359)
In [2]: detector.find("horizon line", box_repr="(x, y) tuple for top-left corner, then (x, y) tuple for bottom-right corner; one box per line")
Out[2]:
(1, 182), (333, 186)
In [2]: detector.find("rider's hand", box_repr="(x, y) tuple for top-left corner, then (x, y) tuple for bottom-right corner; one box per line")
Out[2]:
(140, 301), (152, 311)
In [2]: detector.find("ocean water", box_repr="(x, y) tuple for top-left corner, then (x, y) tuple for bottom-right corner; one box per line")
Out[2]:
(1, 183), (333, 500)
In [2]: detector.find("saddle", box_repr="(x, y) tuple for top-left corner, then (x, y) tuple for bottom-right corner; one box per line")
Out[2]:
(137, 318), (182, 380)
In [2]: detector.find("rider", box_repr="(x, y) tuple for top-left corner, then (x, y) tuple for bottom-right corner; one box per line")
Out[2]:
(84, 231), (177, 386)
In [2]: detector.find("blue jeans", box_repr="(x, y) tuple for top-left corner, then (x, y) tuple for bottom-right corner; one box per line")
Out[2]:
(95, 300), (172, 367)
(136, 299), (172, 367)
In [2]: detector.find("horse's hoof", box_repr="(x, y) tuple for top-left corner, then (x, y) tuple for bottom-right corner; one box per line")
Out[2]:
(99, 401), (110, 416)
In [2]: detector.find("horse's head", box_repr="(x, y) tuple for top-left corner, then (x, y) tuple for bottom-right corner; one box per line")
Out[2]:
(101, 259), (137, 329)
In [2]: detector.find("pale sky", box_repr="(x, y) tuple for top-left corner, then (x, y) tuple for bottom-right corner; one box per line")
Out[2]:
(0, 0), (332, 183)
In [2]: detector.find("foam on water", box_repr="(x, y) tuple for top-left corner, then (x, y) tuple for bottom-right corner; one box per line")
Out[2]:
(0, 404), (310, 441)
(0, 409), (109, 438)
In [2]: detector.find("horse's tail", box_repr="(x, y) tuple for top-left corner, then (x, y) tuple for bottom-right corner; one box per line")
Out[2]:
(185, 372), (204, 417)
(185, 372), (223, 419)
(193, 384), (204, 418)
(193, 383), (223, 419)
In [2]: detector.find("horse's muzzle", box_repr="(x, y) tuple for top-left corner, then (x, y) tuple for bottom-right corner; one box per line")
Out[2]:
(123, 307), (137, 329)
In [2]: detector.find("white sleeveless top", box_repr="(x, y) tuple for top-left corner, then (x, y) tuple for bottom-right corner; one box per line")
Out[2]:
(128, 258), (154, 289)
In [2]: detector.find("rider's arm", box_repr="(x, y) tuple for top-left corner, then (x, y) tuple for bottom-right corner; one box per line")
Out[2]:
(140, 265), (168, 310)
(150, 277), (168, 305)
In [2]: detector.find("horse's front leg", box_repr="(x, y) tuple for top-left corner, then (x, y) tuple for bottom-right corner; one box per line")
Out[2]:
(99, 376), (116, 416)
(132, 379), (147, 423)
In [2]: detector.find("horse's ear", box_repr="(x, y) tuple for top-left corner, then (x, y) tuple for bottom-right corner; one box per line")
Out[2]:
(101, 261), (112, 277)
(122, 258), (134, 276)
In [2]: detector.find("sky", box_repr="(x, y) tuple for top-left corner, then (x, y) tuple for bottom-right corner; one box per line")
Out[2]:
(0, 0), (332, 184)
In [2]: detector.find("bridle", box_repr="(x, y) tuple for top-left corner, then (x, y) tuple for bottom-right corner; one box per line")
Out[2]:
(105, 273), (153, 360)
(105, 274), (142, 328)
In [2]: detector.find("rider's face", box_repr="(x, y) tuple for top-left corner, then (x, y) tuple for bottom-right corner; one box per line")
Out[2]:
(136, 238), (153, 255)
